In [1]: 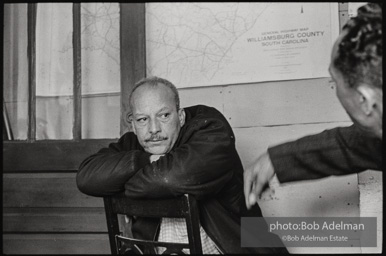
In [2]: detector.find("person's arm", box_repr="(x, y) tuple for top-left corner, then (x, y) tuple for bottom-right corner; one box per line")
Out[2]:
(124, 107), (238, 199)
(268, 124), (382, 183)
(76, 133), (151, 197)
(244, 124), (382, 209)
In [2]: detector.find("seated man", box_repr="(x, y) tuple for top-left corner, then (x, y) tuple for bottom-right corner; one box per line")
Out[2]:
(77, 76), (286, 254)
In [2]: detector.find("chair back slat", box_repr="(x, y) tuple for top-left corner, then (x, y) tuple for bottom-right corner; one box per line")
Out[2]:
(104, 196), (120, 254)
(184, 195), (202, 254)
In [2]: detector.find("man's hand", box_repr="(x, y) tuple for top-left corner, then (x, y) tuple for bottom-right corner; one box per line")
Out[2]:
(243, 152), (276, 209)
(150, 154), (164, 163)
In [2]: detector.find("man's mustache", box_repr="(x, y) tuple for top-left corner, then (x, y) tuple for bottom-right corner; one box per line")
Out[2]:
(145, 135), (167, 142)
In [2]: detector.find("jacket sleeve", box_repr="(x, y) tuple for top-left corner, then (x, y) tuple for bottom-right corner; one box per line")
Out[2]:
(76, 133), (151, 197)
(124, 108), (238, 199)
(268, 124), (382, 183)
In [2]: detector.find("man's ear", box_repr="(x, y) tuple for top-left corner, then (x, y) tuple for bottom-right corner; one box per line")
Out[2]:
(127, 113), (137, 134)
(178, 108), (186, 127)
(356, 84), (378, 116)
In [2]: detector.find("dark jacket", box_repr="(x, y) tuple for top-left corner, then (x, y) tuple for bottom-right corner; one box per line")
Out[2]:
(268, 124), (382, 183)
(77, 105), (287, 254)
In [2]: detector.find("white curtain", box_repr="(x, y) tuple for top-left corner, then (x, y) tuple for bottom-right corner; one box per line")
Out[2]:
(36, 3), (74, 139)
(3, 4), (29, 140)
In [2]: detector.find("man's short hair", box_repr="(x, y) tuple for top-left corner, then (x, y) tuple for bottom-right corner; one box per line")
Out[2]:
(334, 3), (382, 90)
(129, 76), (181, 111)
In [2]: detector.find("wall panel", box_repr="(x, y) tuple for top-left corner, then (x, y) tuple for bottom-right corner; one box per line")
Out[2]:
(179, 86), (224, 113)
(233, 122), (361, 254)
(223, 78), (350, 128)
(3, 140), (115, 172)
(3, 173), (103, 208)
(3, 207), (107, 232)
(3, 234), (110, 254)
(233, 121), (352, 168)
(358, 170), (383, 253)
(3, 173), (110, 254)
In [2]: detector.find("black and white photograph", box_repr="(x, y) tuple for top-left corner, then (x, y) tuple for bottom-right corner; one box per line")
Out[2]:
(3, 2), (382, 254)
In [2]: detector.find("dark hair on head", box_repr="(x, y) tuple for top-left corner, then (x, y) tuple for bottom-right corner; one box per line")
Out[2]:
(334, 3), (382, 90)
(129, 76), (180, 111)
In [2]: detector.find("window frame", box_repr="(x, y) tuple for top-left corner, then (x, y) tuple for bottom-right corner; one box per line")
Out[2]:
(3, 3), (146, 173)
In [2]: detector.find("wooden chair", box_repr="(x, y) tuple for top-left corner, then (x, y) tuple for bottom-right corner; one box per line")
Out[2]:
(103, 193), (203, 254)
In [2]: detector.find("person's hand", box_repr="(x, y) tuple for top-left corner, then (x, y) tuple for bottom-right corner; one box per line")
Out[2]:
(150, 154), (164, 163)
(244, 152), (276, 209)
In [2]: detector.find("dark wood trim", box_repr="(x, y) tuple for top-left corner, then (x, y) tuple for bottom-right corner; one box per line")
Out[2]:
(73, 3), (82, 140)
(27, 3), (37, 141)
(3, 207), (107, 232)
(3, 139), (116, 171)
(338, 3), (349, 32)
(3, 234), (110, 254)
(119, 3), (146, 135)
(3, 172), (105, 207)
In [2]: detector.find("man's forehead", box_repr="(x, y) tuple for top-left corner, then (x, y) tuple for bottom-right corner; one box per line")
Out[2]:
(133, 106), (171, 116)
(133, 83), (173, 98)
(131, 84), (176, 112)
